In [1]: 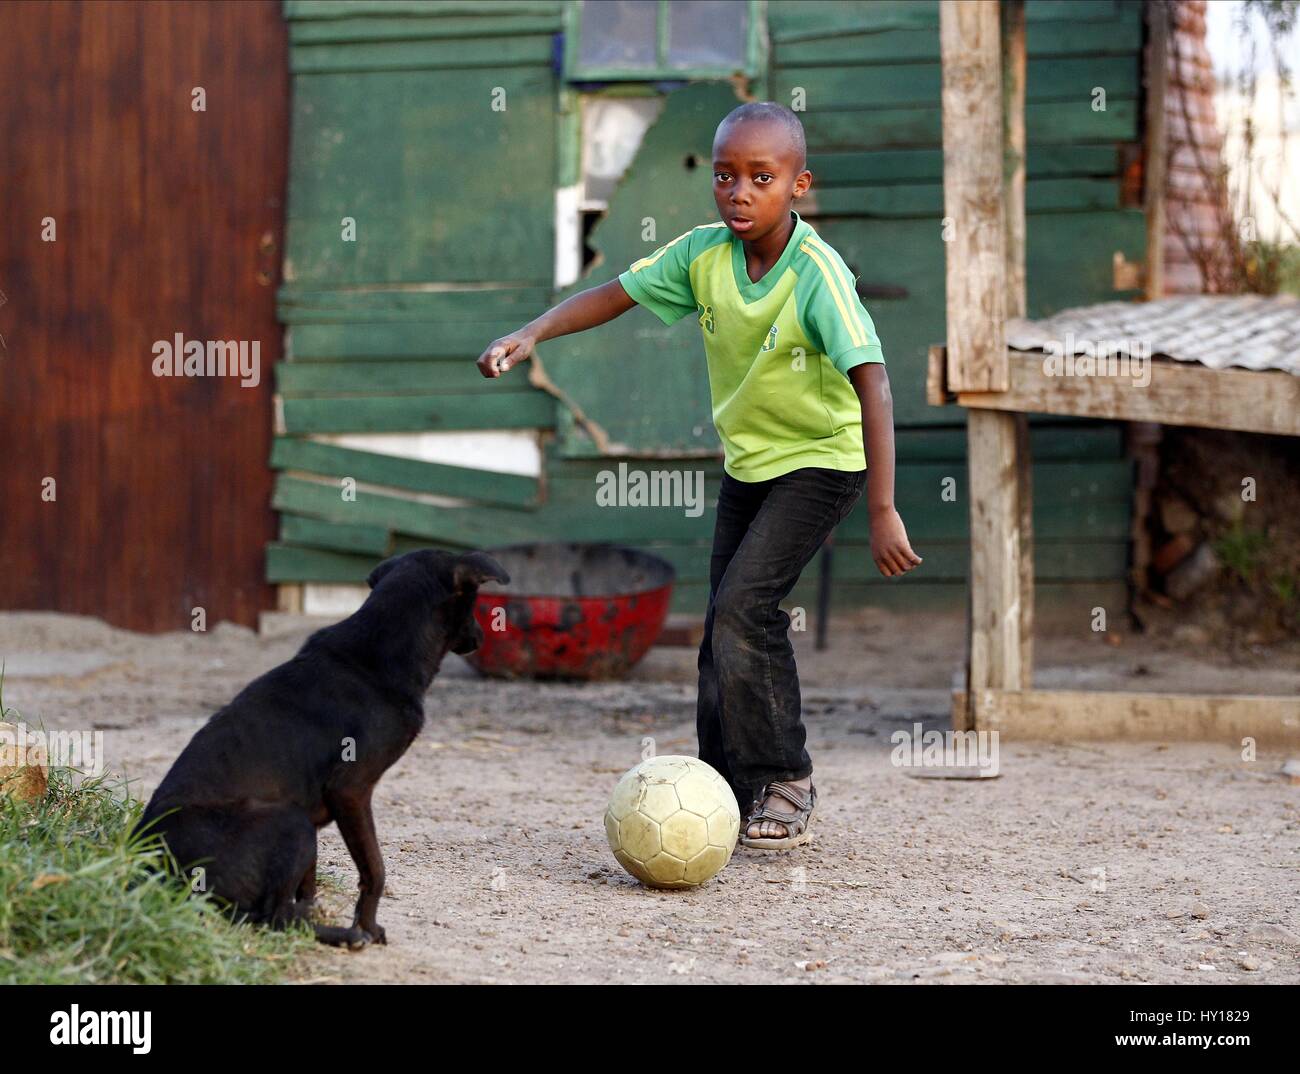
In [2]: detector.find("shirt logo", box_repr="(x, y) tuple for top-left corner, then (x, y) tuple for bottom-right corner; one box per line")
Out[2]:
(697, 302), (715, 334)
(760, 324), (778, 352)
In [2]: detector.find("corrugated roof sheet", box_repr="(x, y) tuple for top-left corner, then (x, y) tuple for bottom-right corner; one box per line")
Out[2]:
(1006, 295), (1300, 376)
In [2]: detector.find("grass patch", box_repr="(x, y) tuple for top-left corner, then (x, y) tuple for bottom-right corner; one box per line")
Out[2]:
(1212, 522), (1269, 584)
(0, 670), (316, 983)
(0, 770), (317, 984)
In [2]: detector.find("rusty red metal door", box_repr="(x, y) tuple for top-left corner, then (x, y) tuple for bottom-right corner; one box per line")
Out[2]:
(0, 0), (288, 631)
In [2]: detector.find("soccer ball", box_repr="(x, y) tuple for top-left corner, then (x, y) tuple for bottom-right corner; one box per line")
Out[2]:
(604, 756), (740, 889)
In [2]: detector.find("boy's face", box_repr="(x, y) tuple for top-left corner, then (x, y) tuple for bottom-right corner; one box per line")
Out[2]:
(712, 120), (811, 241)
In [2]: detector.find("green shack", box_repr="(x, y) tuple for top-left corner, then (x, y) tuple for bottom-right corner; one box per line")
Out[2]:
(270, 0), (1150, 621)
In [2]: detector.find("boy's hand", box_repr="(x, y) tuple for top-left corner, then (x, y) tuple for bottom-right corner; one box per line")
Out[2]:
(869, 506), (923, 577)
(476, 281), (635, 377)
(477, 333), (536, 378)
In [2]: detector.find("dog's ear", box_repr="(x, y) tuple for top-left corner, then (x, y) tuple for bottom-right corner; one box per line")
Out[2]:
(451, 551), (510, 593)
(367, 555), (402, 590)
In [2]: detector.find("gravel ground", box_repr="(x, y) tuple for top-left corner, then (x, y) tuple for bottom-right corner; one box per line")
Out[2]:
(1, 607), (1297, 984)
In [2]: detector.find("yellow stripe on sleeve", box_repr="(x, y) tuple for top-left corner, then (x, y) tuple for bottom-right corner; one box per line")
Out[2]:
(800, 238), (868, 350)
(628, 224), (721, 273)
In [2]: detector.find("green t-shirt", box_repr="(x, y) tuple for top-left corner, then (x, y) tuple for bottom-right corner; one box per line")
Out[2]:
(618, 209), (884, 483)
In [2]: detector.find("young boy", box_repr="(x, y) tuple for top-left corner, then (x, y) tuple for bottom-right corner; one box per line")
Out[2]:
(477, 101), (921, 849)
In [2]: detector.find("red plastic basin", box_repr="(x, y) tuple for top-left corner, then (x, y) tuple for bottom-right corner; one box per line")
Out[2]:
(465, 542), (675, 680)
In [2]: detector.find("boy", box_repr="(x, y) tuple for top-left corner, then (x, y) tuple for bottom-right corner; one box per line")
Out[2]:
(477, 102), (921, 849)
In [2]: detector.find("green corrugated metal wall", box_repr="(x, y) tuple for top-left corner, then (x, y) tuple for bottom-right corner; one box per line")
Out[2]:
(271, 0), (1141, 617)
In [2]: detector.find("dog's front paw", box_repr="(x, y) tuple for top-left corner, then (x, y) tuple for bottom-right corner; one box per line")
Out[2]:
(346, 919), (387, 947)
(314, 923), (375, 949)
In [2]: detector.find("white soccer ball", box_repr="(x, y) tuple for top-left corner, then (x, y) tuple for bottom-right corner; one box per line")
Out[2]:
(604, 756), (740, 889)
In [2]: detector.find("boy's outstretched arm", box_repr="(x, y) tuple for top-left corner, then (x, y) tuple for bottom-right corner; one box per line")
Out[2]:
(848, 363), (923, 578)
(477, 279), (636, 378)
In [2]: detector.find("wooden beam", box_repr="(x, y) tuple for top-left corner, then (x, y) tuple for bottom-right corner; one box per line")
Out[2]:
(1002, 0), (1027, 321)
(276, 583), (303, 614)
(1013, 411), (1033, 685)
(1002, 0), (1033, 690)
(280, 391), (555, 434)
(270, 437), (540, 507)
(940, 0), (1007, 392)
(1143, 0), (1169, 300)
(953, 689), (1300, 746)
(955, 352), (1300, 436)
(967, 410), (1025, 699)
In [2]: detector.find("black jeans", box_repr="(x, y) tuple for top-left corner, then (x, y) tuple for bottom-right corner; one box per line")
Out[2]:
(696, 465), (867, 811)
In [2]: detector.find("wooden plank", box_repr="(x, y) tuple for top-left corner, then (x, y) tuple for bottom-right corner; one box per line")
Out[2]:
(277, 584), (304, 614)
(1143, 0), (1169, 298)
(776, 5), (1142, 63)
(289, 15), (562, 45)
(278, 286), (551, 322)
(542, 459), (1135, 507)
(268, 543), (378, 583)
(276, 359), (497, 394)
(670, 579), (1127, 618)
(271, 437), (540, 506)
(275, 537), (1131, 586)
(1004, 1), (1028, 321)
(779, 25), (954, 66)
(280, 513), (391, 556)
(768, 0), (941, 39)
(1004, 1), (1034, 689)
(967, 410), (1027, 695)
(773, 55), (1137, 110)
(639, 540), (1131, 583)
(809, 145), (1121, 185)
(959, 689), (1300, 746)
(769, 0), (1123, 43)
(290, 35), (555, 73)
(272, 572), (1122, 621)
(284, 67), (554, 286)
(954, 353), (1300, 436)
(941, 0), (1007, 392)
(280, 391), (555, 433)
(810, 177), (1118, 217)
(273, 476), (542, 546)
(1025, 209), (1147, 310)
(273, 471), (1130, 566)
(893, 422), (1123, 460)
(1023, 0), (1120, 21)
(537, 489), (1130, 540)
(288, 322), (535, 358)
(285, 1), (562, 18)
(803, 99), (1138, 150)
(1014, 411), (1035, 684)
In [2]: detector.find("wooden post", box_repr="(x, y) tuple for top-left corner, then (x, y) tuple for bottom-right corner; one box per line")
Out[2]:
(276, 583), (303, 614)
(940, 0), (1008, 393)
(966, 412), (1024, 705)
(1002, 0), (1033, 688)
(941, 0), (1024, 726)
(1144, 0), (1169, 300)
(1001, 0), (1026, 319)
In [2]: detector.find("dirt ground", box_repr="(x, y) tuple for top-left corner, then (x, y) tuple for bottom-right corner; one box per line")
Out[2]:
(2, 606), (1297, 985)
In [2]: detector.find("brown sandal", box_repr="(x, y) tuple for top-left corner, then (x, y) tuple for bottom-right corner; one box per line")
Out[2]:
(739, 780), (817, 850)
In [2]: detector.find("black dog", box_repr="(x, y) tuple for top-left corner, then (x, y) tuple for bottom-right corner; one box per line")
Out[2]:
(139, 548), (509, 948)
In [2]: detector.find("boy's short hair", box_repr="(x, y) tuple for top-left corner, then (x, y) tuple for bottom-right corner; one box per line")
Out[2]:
(715, 102), (807, 171)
